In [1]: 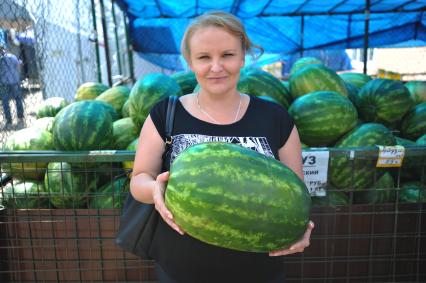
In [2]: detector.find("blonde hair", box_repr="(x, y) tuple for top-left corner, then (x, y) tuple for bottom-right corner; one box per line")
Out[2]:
(181, 11), (263, 62)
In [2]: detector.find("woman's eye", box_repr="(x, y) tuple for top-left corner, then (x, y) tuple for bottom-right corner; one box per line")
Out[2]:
(224, 53), (234, 57)
(198, 56), (209, 60)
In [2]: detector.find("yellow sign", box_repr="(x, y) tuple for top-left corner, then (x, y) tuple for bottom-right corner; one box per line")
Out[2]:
(376, 145), (405, 167)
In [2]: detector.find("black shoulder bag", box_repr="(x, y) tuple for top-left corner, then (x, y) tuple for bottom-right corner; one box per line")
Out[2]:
(115, 95), (178, 259)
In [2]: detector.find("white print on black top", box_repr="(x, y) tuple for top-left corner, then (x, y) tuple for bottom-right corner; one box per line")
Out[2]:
(170, 134), (274, 164)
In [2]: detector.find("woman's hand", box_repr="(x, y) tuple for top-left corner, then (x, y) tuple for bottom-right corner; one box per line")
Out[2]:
(269, 220), (314, 257)
(152, 171), (185, 235)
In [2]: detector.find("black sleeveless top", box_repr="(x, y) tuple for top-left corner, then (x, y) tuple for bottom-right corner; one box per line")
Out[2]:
(149, 95), (294, 283)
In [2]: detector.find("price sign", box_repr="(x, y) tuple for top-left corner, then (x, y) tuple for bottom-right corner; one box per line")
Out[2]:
(376, 145), (405, 167)
(302, 150), (329, 196)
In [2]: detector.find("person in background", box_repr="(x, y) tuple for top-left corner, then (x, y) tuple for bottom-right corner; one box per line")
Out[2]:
(130, 10), (314, 283)
(0, 45), (24, 126)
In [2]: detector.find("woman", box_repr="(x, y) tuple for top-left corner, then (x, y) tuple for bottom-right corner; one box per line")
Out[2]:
(130, 11), (314, 283)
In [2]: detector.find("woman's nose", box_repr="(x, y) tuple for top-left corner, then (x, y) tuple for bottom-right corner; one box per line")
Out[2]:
(210, 59), (223, 72)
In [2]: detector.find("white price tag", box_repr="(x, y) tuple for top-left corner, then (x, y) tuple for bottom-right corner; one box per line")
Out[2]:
(376, 145), (405, 167)
(302, 150), (329, 197)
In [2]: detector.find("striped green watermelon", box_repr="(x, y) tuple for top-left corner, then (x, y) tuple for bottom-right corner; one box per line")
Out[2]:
(2, 128), (53, 180)
(339, 72), (372, 89)
(288, 91), (358, 146)
(329, 123), (396, 190)
(165, 142), (311, 252)
(52, 101), (114, 150)
(311, 190), (349, 206)
(112, 117), (139, 149)
(237, 68), (292, 108)
(129, 73), (182, 129)
(357, 79), (413, 126)
(95, 85), (131, 116)
(405, 80), (426, 105)
(75, 82), (109, 101)
(122, 138), (138, 170)
(395, 136), (421, 181)
(289, 64), (348, 99)
(171, 71), (198, 95)
(95, 100), (120, 121)
(399, 182), (426, 203)
(353, 172), (396, 204)
(36, 97), (69, 118)
(32, 117), (55, 133)
(344, 82), (360, 108)
(44, 162), (99, 208)
(1, 180), (50, 209)
(89, 177), (128, 209)
(400, 102), (426, 140)
(121, 99), (130, 117)
(289, 57), (323, 76)
(416, 134), (426, 145)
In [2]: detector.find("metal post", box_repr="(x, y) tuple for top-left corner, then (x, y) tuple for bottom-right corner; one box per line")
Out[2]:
(90, 0), (102, 82)
(124, 13), (135, 84)
(300, 15), (305, 57)
(363, 0), (370, 75)
(99, 0), (113, 86)
(111, 1), (123, 75)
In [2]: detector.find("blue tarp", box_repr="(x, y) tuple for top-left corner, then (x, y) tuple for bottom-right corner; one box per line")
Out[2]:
(115, 0), (426, 71)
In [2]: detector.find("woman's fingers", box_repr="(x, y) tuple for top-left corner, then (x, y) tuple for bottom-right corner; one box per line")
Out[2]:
(153, 172), (184, 235)
(269, 220), (315, 256)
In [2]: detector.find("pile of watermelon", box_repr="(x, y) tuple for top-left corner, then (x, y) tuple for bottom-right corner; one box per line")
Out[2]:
(1, 59), (425, 212)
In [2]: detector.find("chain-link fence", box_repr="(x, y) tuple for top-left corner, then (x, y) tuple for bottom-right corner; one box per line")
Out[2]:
(1, 0), (136, 148)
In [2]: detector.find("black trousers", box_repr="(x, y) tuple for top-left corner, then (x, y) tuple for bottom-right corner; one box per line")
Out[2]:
(154, 262), (286, 283)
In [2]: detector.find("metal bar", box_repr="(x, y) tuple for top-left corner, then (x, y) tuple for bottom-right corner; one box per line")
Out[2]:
(363, 0), (371, 74)
(90, 0), (102, 83)
(123, 13), (135, 84)
(300, 15), (304, 57)
(99, 0), (113, 86)
(111, 1), (123, 76)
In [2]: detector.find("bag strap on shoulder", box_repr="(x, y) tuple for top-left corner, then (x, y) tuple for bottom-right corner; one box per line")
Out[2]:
(165, 95), (178, 146)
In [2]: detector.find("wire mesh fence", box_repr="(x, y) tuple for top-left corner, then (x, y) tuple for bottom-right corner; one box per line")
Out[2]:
(0, 147), (425, 282)
(1, 0), (133, 148)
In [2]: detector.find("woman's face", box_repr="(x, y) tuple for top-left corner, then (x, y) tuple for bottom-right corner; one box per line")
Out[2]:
(188, 27), (245, 96)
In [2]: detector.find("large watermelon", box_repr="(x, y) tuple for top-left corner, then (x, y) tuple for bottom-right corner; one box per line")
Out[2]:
(36, 97), (69, 118)
(2, 128), (53, 180)
(32, 117), (55, 133)
(171, 71), (198, 95)
(1, 180), (50, 209)
(165, 142), (311, 252)
(357, 79), (413, 126)
(395, 136), (422, 181)
(417, 134), (426, 145)
(74, 82), (109, 101)
(88, 177), (128, 209)
(329, 123), (396, 190)
(405, 80), (426, 105)
(288, 91), (358, 146)
(122, 138), (138, 170)
(399, 182), (426, 203)
(400, 102), (426, 140)
(289, 64), (348, 99)
(95, 85), (131, 116)
(44, 162), (99, 208)
(339, 72), (372, 89)
(289, 57), (323, 76)
(311, 190), (349, 206)
(112, 117), (139, 149)
(344, 82), (360, 108)
(353, 172), (396, 204)
(52, 101), (114, 150)
(129, 73), (182, 129)
(237, 68), (292, 108)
